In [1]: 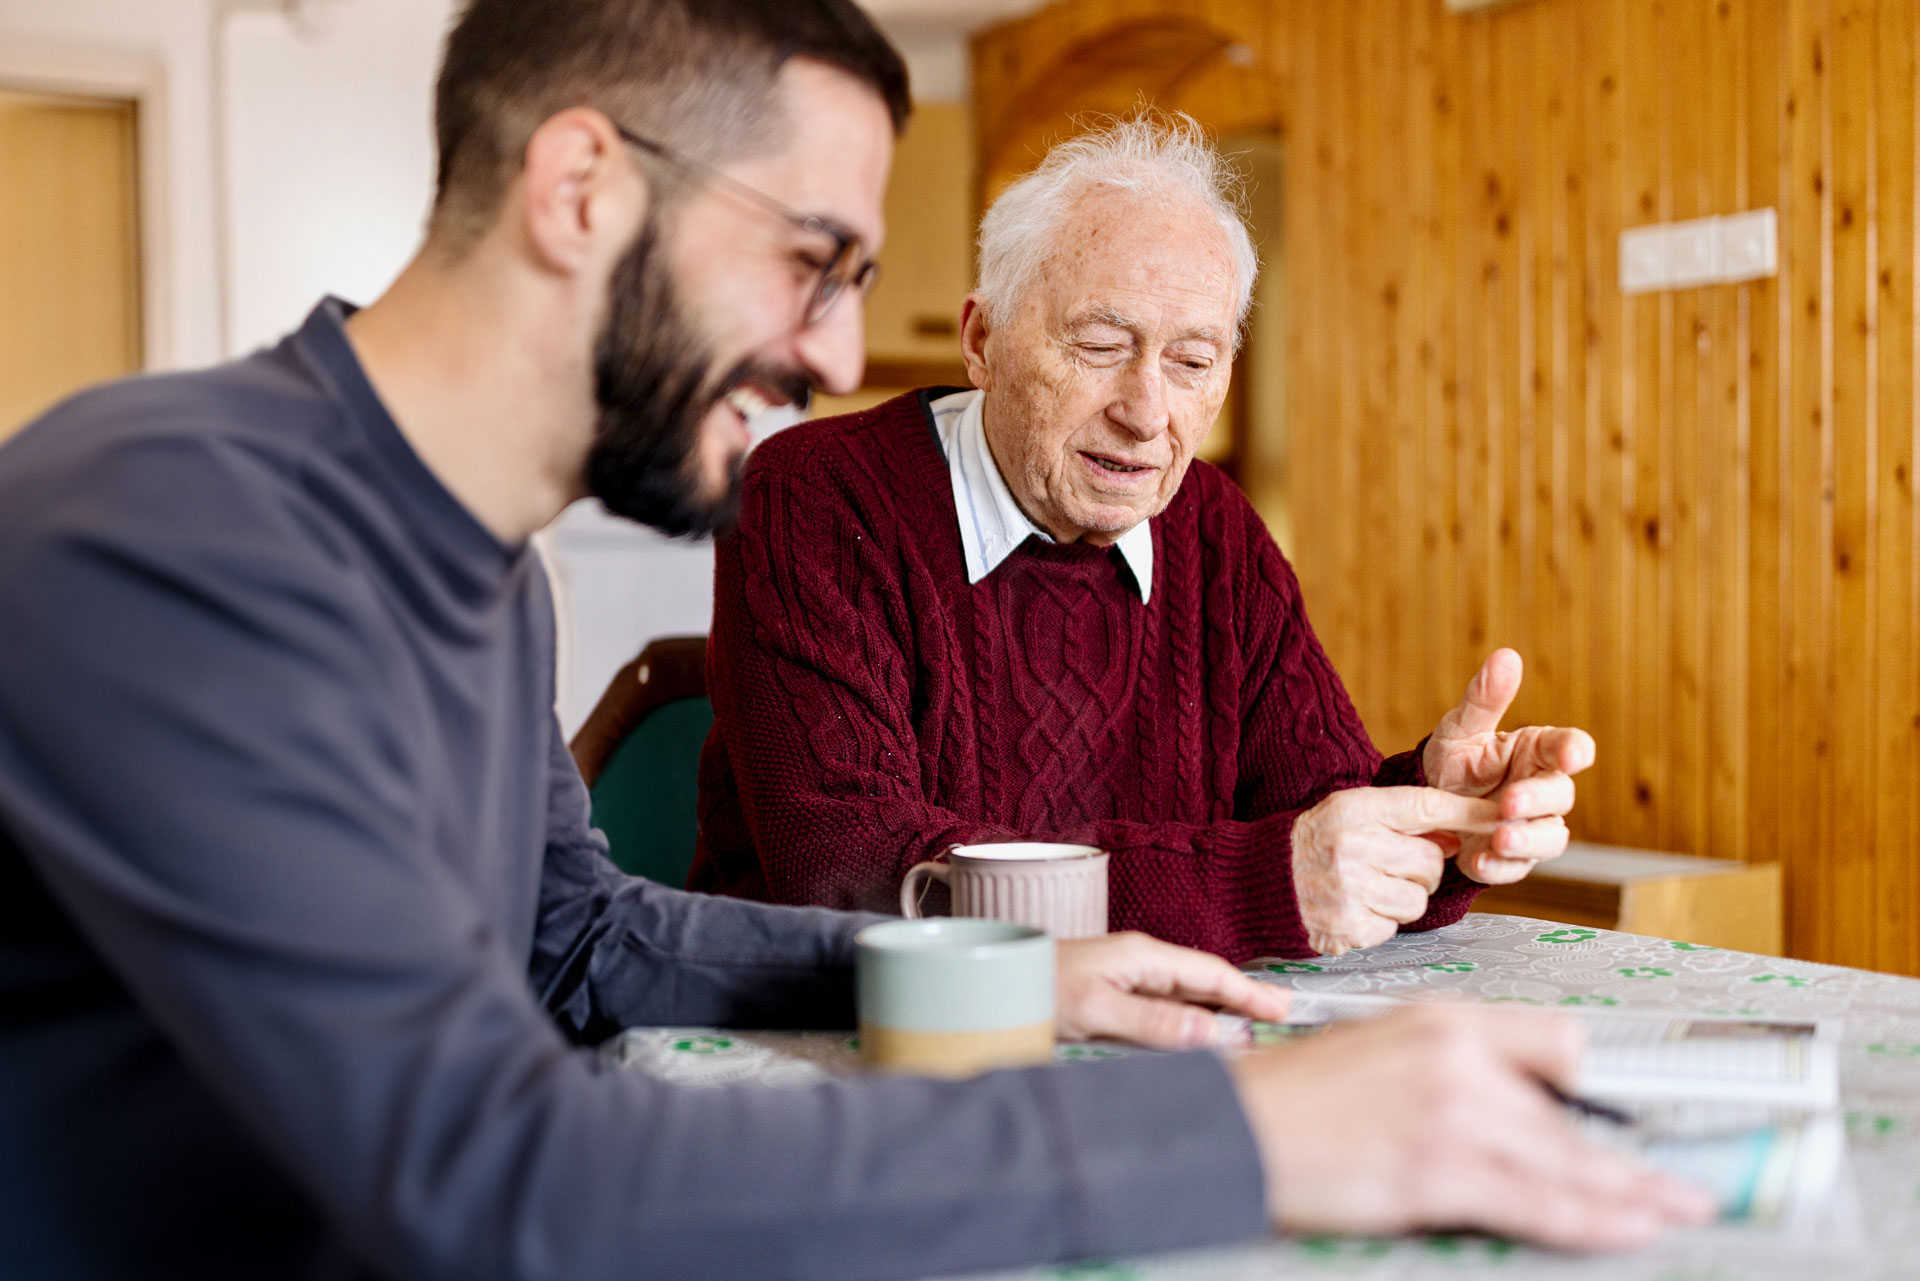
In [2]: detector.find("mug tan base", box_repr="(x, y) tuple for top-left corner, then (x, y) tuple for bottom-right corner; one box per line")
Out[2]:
(858, 1021), (1054, 1078)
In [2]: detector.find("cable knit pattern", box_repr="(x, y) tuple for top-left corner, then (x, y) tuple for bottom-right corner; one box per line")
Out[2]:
(690, 390), (1480, 962)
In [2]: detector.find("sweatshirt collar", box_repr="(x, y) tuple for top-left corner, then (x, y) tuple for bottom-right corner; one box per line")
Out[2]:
(930, 388), (1153, 602)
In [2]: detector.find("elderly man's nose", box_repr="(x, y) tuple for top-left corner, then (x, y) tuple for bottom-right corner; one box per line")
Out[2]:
(1109, 364), (1171, 440)
(794, 300), (866, 398)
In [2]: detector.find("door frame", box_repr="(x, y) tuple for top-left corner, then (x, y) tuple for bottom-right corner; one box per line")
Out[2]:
(0, 40), (173, 370)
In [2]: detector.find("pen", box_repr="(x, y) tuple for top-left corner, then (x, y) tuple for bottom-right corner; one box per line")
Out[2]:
(1542, 1080), (1634, 1126)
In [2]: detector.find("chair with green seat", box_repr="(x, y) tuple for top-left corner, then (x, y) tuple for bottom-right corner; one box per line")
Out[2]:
(569, 635), (712, 887)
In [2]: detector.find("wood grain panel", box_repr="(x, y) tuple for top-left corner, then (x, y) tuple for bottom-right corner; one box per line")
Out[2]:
(973, 0), (1920, 974)
(0, 89), (142, 436)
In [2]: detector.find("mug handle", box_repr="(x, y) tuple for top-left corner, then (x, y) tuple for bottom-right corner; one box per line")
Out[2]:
(900, 862), (950, 918)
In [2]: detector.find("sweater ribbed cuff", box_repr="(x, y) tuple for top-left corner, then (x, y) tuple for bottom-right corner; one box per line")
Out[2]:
(1215, 808), (1314, 962)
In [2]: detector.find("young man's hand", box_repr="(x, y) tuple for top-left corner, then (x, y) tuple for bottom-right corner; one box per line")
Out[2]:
(1228, 1004), (1717, 1249)
(1054, 932), (1291, 1049)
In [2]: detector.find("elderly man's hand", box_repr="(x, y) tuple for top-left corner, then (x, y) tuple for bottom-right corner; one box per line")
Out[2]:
(1055, 932), (1292, 1049)
(1228, 1005), (1716, 1248)
(1422, 648), (1596, 885)
(1290, 788), (1506, 956)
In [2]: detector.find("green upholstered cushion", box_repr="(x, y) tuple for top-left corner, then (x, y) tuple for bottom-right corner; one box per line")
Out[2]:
(586, 695), (714, 887)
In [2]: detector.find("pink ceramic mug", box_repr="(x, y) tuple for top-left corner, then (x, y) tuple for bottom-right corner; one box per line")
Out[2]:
(900, 842), (1109, 939)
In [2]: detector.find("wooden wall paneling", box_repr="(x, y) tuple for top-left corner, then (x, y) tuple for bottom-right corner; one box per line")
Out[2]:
(1705, 0), (1753, 863)
(1348, 3), (1389, 720)
(1747, 0), (1788, 873)
(1328, 2), (1365, 711)
(1556, 0), (1595, 835)
(1621, 0), (1667, 852)
(1873, 0), (1920, 974)
(1666, 0), (1709, 862)
(1284, 1), (1331, 669)
(1831, 0), (1880, 970)
(1491, 7), (1532, 730)
(969, 0), (1920, 972)
(1462, 15), (1495, 700)
(1583, 0), (1630, 840)
(1522, 1), (1561, 742)
(1432, 3), (1469, 730)
(1783, 0), (1834, 959)
(1384, 0), (1434, 747)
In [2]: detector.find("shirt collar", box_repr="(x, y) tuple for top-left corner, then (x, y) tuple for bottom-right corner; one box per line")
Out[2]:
(930, 388), (1153, 601)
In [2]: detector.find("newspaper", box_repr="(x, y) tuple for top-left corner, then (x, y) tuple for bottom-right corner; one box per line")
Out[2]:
(1216, 991), (1850, 1231)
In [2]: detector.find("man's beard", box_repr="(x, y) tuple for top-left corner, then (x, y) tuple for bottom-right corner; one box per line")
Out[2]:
(584, 216), (805, 538)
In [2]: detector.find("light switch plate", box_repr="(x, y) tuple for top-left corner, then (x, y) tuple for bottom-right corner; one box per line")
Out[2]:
(1720, 207), (1779, 282)
(1620, 224), (1673, 294)
(1669, 217), (1721, 288)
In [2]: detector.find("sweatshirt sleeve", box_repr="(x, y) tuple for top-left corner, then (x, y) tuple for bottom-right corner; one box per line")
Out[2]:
(707, 456), (1477, 963)
(0, 438), (1268, 1281)
(530, 718), (892, 1040)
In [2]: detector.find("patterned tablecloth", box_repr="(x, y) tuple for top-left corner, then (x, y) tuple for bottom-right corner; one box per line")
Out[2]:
(604, 914), (1920, 1280)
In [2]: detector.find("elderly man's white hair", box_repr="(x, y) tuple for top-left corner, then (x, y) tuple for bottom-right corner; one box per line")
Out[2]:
(975, 112), (1260, 338)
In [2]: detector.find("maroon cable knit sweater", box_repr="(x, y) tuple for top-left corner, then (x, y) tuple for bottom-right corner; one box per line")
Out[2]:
(688, 389), (1480, 961)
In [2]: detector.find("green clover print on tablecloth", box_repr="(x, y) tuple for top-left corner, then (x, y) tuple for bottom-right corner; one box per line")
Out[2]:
(1557, 995), (1621, 1008)
(670, 1035), (736, 1054)
(1535, 928), (1599, 944)
(1057, 1045), (1126, 1062)
(1425, 962), (1477, 972)
(1749, 973), (1811, 988)
(1618, 966), (1675, 979)
(1669, 941), (1720, 951)
(1265, 962), (1325, 973)
(1846, 1110), (1906, 1140)
(1867, 1042), (1920, 1057)
(1295, 1237), (1394, 1262)
(1421, 1233), (1515, 1262)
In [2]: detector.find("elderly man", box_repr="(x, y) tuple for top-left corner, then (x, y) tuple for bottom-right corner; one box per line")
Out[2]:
(690, 117), (1595, 961)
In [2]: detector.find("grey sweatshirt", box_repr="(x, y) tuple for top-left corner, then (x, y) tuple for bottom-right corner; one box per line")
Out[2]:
(0, 299), (1267, 1281)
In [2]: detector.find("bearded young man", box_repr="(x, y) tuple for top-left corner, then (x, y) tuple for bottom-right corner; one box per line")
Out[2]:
(0, 2), (1708, 1277)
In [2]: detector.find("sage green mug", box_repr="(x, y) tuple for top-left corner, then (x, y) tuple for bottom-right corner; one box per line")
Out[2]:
(854, 918), (1055, 1078)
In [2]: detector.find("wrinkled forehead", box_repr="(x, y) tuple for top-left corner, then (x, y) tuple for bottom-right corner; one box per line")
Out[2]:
(1032, 184), (1240, 338)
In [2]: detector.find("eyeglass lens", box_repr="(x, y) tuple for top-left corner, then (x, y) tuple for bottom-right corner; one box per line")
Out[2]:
(805, 238), (879, 327)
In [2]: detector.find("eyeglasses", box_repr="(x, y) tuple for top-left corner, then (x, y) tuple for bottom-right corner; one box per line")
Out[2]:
(614, 125), (879, 328)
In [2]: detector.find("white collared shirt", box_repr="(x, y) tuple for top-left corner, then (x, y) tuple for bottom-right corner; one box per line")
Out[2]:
(930, 388), (1154, 602)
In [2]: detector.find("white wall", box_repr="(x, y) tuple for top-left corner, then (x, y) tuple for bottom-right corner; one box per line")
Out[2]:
(220, 0), (452, 354)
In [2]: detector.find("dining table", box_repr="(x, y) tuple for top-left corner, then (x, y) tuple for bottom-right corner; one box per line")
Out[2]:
(604, 912), (1920, 1280)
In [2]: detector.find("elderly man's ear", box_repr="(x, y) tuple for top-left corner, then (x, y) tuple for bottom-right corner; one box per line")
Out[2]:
(959, 295), (994, 391)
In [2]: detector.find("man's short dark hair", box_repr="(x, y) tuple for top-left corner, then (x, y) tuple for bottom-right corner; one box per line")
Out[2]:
(431, 0), (911, 248)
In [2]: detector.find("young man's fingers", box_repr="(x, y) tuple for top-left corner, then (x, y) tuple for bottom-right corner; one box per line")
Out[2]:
(1460, 1106), (1717, 1247)
(1444, 1005), (1587, 1090)
(1069, 986), (1215, 1050)
(1114, 935), (1293, 1022)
